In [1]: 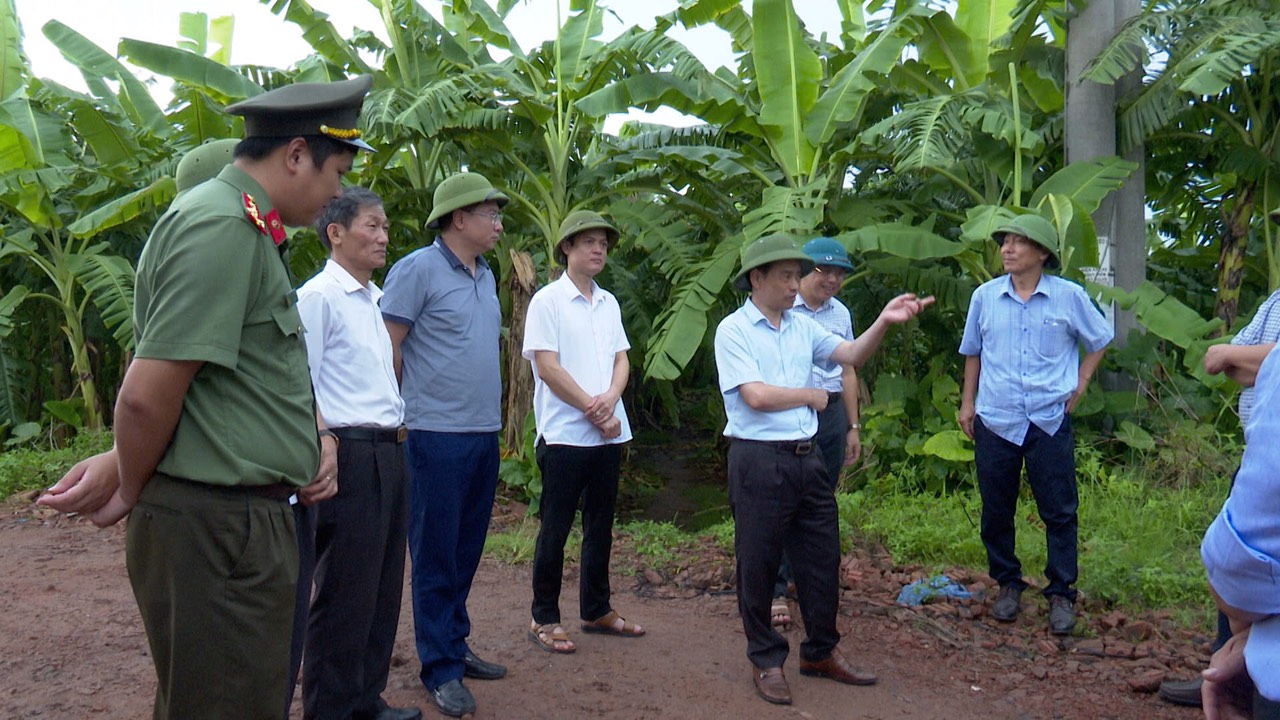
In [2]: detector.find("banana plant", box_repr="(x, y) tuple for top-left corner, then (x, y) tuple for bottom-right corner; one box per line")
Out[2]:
(1083, 0), (1280, 331)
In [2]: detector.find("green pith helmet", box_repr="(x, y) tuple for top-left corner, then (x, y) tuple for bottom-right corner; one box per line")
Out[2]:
(802, 236), (855, 273)
(991, 213), (1061, 270)
(555, 210), (619, 265)
(175, 138), (238, 194)
(224, 75), (375, 151)
(425, 172), (510, 230)
(732, 234), (815, 292)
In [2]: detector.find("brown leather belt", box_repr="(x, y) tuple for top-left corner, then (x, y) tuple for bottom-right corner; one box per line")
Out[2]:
(331, 425), (408, 444)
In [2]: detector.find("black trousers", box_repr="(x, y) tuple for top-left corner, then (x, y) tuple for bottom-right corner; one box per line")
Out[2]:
(774, 398), (847, 598)
(729, 439), (841, 670)
(975, 416), (1079, 600)
(303, 432), (409, 720)
(286, 502), (316, 718)
(531, 442), (623, 624)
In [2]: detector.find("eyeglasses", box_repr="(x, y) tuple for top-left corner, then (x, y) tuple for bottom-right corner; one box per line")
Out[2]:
(813, 266), (848, 280)
(466, 209), (504, 225)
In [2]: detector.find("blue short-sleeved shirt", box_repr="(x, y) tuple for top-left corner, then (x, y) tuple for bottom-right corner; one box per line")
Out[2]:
(380, 239), (502, 432)
(1231, 288), (1280, 426)
(958, 274), (1113, 444)
(791, 295), (855, 392)
(715, 299), (843, 441)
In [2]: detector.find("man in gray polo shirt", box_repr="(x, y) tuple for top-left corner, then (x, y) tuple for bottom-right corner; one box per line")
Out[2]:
(381, 172), (508, 718)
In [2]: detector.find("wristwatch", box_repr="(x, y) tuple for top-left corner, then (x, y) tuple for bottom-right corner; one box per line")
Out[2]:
(318, 429), (340, 448)
(848, 422), (861, 431)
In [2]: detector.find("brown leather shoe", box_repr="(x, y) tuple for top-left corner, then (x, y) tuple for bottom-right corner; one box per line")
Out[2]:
(799, 649), (877, 686)
(752, 666), (792, 705)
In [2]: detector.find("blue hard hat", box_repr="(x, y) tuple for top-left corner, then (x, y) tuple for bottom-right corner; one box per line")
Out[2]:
(802, 237), (854, 272)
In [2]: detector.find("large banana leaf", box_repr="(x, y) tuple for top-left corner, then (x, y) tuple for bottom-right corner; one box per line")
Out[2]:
(574, 72), (742, 126)
(742, 181), (825, 243)
(0, 95), (74, 166)
(452, 0), (527, 61)
(645, 238), (740, 381)
(953, 0), (1017, 88)
(804, 15), (913, 147)
(751, 0), (820, 181)
(169, 85), (237, 145)
(959, 204), (1017, 245)
(837, 220), (966, 260)
(0, 123), (33, 172)
(42, 21), (169, 139)
(261, 0), (371, 74)
(67, 177), (177, 239)
(118, 40), (263, 100)
(557, 0), (606, 87)
(1090, 280), (1221, 353)
(0, 0), (24, 101)
(863, 257), (978, 311)
(0, 284), (25, 427)
(915, 11), (975, 91)
(1028, 157), (1138, 216)
(62, 96), (138, 166)
(68, 250), (135, 349)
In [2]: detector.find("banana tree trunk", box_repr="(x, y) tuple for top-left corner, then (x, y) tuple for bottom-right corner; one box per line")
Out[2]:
(1214, 183), (1256, 334)
(502, 250), (538, 457)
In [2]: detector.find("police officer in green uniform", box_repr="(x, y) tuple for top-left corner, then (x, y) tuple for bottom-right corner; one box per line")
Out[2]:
(39, 76), (374, 720)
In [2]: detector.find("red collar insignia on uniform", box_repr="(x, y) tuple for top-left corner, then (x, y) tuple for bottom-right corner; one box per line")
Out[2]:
(243, 193), (288, 246)
(265, 209), (287, 245)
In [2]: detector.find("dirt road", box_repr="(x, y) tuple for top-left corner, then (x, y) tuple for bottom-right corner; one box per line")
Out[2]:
(0, 507), (1203, 719)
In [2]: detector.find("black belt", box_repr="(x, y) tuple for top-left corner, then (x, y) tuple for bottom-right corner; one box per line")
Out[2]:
(331, 425), (408, 444)
(827, 391), (842, 404)
(737, 438), (816, 456)
(241, 483), (297, 501)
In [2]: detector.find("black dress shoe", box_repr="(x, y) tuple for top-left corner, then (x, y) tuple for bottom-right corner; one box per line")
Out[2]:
(1158, 677), (1204, 707)
(356, 705), (422, 720)
(429, 679), (476, 718)
(463, 650), (507, 680)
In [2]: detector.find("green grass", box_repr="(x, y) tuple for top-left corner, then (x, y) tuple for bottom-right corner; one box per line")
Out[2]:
(484, 516), (581, 565)
(841, 466), (1228, 615)
(0, 431), (114, 499)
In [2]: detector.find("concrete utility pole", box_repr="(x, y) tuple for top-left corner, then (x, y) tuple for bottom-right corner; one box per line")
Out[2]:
(1064, 0), (1145, 350)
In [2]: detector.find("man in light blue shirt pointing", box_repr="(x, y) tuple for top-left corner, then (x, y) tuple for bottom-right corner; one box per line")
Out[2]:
(958, 213), (1112, 636)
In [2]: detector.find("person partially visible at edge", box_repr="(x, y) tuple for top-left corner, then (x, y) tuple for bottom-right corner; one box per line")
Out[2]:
(296, 187), (420, 720)
(1199, 341), (1280, 720)
(770, 237), (863, 630)
(713, 233), (934, 707)
(36, 76), (375, 719)
(1159, 204), (1280, 715)
(957, 213), (1112, 638)
(523, 210), (644, 656)
(380, 171), (508, 719)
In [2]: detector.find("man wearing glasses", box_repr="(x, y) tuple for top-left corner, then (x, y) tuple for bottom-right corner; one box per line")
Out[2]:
(381, 172), (509, 718)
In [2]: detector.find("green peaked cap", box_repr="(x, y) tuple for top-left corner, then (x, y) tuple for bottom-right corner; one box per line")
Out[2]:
(555, 210), (618, 265)
(225, 75), (375, 151)
(992, 214), (1061, 270)
(733, 234), (814, 292)
(425, 172), (510, 229)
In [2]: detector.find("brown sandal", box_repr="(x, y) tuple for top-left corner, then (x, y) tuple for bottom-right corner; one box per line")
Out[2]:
(529, 621), (576, 654)
(771, 599), (792, 629)
(581, 610), (645, 637)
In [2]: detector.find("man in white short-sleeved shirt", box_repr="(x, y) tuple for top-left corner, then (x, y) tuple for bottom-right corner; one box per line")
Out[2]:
(522, 210), (643, 655)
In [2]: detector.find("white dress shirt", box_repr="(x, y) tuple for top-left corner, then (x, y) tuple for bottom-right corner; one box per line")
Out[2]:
(523, 273), (632, 446)
(297, 259), (404, 429)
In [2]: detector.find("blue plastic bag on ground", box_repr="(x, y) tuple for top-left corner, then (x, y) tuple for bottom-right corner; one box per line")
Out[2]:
(896, 575), (973, 606)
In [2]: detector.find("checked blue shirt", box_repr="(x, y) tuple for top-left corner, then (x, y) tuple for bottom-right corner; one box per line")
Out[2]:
(959, 273), (1113, 445)
(1231, 288), (1280, 426)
